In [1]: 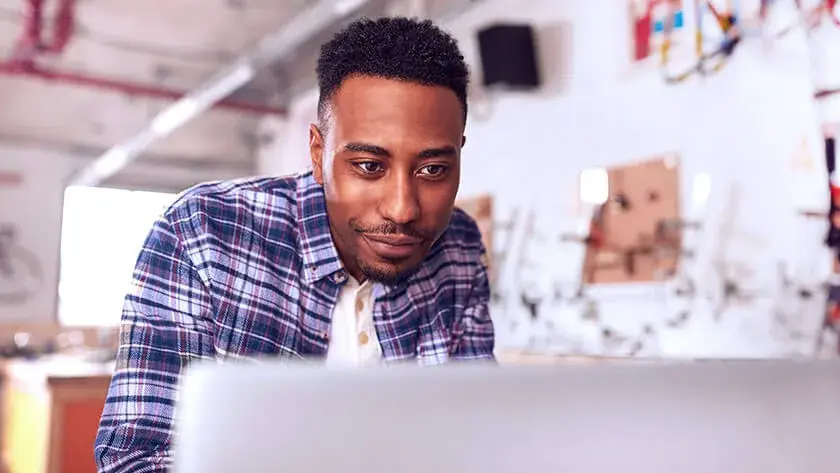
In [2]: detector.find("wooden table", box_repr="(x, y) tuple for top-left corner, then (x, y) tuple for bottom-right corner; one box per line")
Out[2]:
(496, 349), (630, 365)
(2, 357), (113, 473)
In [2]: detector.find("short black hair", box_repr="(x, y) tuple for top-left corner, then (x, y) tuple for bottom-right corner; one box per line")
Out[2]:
(315, 16), (469, 125)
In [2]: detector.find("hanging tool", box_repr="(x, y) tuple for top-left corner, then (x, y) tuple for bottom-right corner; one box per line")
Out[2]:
(824, 135), (840, 247)
(824, 0), (840, 27)
(739, 0), (837, 40)
(659, 0), (839, 84)
(787, 0), (840, 32)
(815, 88), (840, 100)
(821, 134), (840, 355)
(660, 0), (742, 84)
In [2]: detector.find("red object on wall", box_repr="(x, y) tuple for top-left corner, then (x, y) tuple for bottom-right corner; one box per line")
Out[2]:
(827, 0), (839, 27)
(831, 183), (840, 201)
(0, 172), (24, 187)
(634, 10), (653, 61)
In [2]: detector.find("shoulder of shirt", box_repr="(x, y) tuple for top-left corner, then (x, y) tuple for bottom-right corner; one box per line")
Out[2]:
(161, 173), (301, 222)
(445, 207), (483, 245)
(432, 207), (485, 267)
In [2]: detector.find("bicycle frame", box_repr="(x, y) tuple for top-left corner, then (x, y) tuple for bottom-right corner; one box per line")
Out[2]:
(753, 0), (810, 37)
(659, 0), (837, 84)
(660, 0), (741, 84)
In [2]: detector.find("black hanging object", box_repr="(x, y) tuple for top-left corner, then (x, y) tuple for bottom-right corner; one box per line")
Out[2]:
(825, 137), (840, 247)
(520, 294), (540, 320)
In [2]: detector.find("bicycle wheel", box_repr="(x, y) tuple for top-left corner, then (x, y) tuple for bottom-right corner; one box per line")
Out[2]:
(0, 246), (44, 305)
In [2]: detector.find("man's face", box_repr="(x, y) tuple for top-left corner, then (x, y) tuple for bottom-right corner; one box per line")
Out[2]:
(310, 75), (464, 285)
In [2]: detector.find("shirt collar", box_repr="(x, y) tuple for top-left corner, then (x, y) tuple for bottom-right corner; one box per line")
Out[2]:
(296, 170), (345, 284)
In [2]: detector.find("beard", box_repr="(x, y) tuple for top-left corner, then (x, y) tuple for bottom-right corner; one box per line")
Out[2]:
(356, 255), (422, 286)
(349, 217), (433, 285)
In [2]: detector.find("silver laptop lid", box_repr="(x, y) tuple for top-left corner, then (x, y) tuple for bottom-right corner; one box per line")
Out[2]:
(172, 360), (840, 473)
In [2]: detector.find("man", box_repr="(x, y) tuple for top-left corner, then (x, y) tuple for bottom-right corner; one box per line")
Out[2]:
(94, 16), (494, 473)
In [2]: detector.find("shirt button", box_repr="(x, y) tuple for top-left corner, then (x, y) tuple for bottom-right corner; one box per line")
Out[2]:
(355, 298), (364, 312)
(358, 332), (369, 346)
(332, 271), (347, 284)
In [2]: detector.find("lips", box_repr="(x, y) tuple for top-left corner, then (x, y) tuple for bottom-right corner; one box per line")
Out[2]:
(362, 233), (423, 260)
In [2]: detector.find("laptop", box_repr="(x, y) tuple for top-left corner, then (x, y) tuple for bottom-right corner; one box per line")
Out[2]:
(172, 360), (840, 473)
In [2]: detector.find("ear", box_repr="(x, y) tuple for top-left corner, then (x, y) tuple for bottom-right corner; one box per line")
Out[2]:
(309, 123), (325, 185)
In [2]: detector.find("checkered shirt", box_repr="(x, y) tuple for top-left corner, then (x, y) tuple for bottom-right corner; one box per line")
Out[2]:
(94, 170), (495, 473)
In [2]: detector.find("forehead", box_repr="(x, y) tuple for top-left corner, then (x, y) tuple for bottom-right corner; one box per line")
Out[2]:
(328, 75), (464, 144)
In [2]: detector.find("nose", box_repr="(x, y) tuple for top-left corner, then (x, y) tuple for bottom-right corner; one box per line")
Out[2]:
(380, 172), (420, 225)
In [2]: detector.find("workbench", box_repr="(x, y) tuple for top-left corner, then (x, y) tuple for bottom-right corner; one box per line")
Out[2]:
(2, 357), (113, 473)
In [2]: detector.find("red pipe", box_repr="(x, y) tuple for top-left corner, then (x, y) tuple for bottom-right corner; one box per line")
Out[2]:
(4, 0), (284, 116)
(828, 0), (840, 27)
(47, 0), (75, 54)
(0, 62), (287, 116)
(11, 0), (44, 65)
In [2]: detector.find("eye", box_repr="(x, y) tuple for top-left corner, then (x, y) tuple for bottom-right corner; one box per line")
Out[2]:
(353, 161), (384, 174)
(417, 164), (448, 178)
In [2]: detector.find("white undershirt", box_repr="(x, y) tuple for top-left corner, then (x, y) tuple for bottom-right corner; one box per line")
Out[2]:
(325, 277), (382, 366)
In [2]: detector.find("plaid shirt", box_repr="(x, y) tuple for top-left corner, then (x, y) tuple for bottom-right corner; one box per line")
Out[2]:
(94, 170), (495, 473)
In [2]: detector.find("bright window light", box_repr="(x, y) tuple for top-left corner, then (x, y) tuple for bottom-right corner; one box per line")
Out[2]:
(579, 167), (609, 205)
(691, 172), (711, 210)
(58, 186), (176, 327)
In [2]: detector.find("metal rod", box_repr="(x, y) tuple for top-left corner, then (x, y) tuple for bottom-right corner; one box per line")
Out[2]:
(70, 0), (374, 187)
(0, 62), (287, 116)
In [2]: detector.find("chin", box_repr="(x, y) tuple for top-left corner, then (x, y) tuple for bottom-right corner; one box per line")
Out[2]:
(359, 259), (421, 286)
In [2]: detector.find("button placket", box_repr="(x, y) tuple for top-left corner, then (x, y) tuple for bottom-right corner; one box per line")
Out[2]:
(331, 270), (348, 284)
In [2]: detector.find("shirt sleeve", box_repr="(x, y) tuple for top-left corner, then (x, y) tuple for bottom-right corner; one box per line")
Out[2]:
(449, 249), (496, 361)
(94, 212), (216, 473)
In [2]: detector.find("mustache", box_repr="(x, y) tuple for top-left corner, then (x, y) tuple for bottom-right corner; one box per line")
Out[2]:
(350, 219), (430, 239)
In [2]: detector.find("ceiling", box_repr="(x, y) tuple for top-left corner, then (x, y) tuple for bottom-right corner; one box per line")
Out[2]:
(0, 0), (485, 190)
(0, 0), (309, 185)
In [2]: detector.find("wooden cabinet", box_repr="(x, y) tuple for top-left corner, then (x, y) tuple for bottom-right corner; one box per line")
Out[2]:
(2, 359), (112, 473)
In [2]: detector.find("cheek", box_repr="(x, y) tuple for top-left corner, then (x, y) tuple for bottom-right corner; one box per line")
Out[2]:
(328, 170), (373, 204)
(328, 180), (379, 229)
(419, 185), (458, 226)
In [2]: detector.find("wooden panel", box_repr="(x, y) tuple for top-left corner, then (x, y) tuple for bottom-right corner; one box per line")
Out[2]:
(48, 377), (110, 473)
(497, 349), (625, 365)
(54, 397), (108, 473)
(455, 194), (493, 271)
(584, 156), (682, 284)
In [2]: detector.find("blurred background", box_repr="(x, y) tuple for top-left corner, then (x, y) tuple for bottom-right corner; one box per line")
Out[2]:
(1, 0), (840, 470)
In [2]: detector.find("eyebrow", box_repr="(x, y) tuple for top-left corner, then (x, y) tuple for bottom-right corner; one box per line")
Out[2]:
(417, 146), (457, 159)
(342, 142), (390, 157)
(341, 142), (458, 160)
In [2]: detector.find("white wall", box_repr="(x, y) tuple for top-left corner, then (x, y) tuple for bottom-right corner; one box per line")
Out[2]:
(0, 140), (253, 325)
(258, 0), (840, 358)
(0, 146), (73, 324)
(257, 92), (319, 177)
